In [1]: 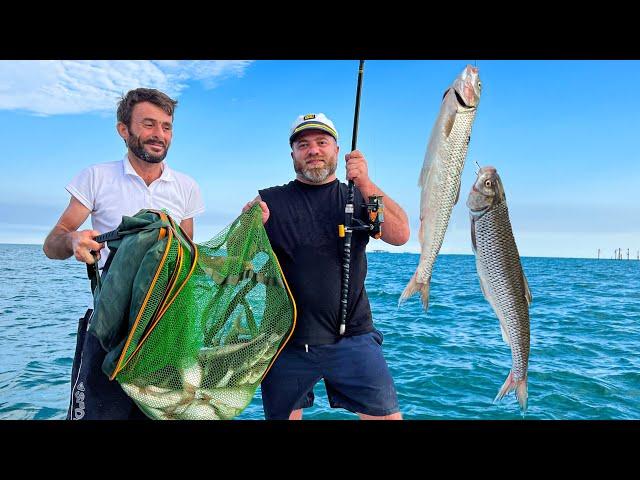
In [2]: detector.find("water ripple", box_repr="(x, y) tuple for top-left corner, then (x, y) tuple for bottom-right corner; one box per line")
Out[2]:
(1, 247), (639, 419)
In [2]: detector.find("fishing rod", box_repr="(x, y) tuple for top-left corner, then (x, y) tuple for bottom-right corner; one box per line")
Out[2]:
(338, 60), (384, 335)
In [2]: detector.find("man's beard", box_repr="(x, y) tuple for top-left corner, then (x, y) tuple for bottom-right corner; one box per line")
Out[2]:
(294, 157), (337, 183)
(127, 131), (168, 164)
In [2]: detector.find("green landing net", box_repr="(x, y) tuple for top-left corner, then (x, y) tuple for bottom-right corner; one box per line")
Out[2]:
(102, 205), (296, 420)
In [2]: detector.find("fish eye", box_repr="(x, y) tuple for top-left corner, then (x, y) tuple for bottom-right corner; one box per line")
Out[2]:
(477, 81), (482, 90)
(484, 179), (492, 188)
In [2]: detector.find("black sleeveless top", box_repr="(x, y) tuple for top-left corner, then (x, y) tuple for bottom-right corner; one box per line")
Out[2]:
(259, 179), (373, 346)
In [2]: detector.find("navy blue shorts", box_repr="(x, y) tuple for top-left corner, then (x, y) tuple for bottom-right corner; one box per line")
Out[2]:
(260, 329), (400, 419)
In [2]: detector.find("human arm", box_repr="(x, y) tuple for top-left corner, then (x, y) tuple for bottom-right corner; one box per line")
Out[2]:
(180, 218), (194, 239)
(345, 150), (410, 246)
(43, 196), (104, 264)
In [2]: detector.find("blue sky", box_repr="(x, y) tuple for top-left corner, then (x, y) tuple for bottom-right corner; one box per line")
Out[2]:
(0, 60), (638, 259)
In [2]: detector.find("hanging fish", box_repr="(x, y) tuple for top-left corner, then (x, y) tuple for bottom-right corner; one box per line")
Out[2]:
(400, 64), (482, 310)
(467, 166), (531, 413)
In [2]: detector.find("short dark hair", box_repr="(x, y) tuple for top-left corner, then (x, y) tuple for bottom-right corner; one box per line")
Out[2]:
(117, 88), (178, 128)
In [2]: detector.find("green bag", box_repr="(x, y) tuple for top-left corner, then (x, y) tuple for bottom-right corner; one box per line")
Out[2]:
(89, 206), (296, 420)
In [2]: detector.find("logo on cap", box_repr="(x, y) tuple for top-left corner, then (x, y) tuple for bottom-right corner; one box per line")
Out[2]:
(303, 114), (316, 120)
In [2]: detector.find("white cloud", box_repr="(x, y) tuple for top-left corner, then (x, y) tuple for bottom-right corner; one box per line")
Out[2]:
(0, 60), (252, 116)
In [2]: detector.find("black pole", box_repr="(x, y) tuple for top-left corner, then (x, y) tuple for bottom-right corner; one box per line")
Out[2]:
(339, 60), (365, 335)
(351, 60), (365, 152)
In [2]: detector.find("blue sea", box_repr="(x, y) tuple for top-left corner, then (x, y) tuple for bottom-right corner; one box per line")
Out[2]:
(1, 244), (638, 420)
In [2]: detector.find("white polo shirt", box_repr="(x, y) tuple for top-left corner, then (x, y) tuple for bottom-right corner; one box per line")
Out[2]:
(66, 154), (205, 268)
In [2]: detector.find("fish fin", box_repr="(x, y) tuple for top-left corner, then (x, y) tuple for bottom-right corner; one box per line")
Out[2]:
(419, 281), (431, 311)
(516, 376), (529, 413)
(476, 264), (491, 302)
(493, 370), (515, 403)
(476, 262), (511, 345)
(444, 114), (455, 138)
(522, 269), (533, 306)
(419, 132), (438, 188)
(499, 321), (511, 346)
(399, 272), (431, 312)
(470, 218), (477, 253)
(418, 161), (432, 189)
(494, 371), (528, 413)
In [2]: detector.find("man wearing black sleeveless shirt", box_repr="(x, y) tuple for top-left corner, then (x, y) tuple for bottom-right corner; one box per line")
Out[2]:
(244, 113), (410, 420)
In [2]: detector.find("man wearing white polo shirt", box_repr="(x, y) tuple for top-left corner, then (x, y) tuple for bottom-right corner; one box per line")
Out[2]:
(44, 88), (204, 419)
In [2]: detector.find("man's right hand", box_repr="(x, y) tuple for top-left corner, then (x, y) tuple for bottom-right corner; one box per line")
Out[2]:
(242, 196), (270, 225)
(70, 230), (104, 264)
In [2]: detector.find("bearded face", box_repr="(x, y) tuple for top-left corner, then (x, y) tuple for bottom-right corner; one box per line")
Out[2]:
(126, 129), (169, 164)
(291, 131), (338, 184)
(120, 101), (173, 164)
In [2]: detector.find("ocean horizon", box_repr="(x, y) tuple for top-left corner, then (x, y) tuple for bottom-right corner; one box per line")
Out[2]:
(1, 241), (631, 262)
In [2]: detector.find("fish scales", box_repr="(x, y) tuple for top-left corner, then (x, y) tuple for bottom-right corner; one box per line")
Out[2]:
(474, 202), (530, 382)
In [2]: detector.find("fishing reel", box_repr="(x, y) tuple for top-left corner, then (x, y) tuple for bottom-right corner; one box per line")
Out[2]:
(338, 195), (384, 239)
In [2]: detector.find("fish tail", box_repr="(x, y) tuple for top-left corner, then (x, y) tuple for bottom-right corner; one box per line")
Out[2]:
(516, 376), (528, 413)
(398, 273), (431, 311)
(494, 370), (515, 403)
(494, 371), (528, 413)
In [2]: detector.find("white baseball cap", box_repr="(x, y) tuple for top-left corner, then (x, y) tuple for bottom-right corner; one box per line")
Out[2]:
(289, 113), (339, 145)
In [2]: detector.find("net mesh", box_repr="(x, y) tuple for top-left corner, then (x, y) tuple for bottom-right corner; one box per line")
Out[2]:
(113, 205), (295, 420)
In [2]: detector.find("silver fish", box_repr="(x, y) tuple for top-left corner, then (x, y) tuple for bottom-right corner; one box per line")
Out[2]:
(181, 363), (203, 389)
(467, 166), (531, 412)
(175, 401), (220, 420)
(197, 385), (255, 419)
(400, 64), (482, 310)
(120, 382), (192, 411)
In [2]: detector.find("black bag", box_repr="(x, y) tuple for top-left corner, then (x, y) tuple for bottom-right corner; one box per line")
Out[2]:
(67, 213), (168, 421)
(66, 308), (149, 420)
